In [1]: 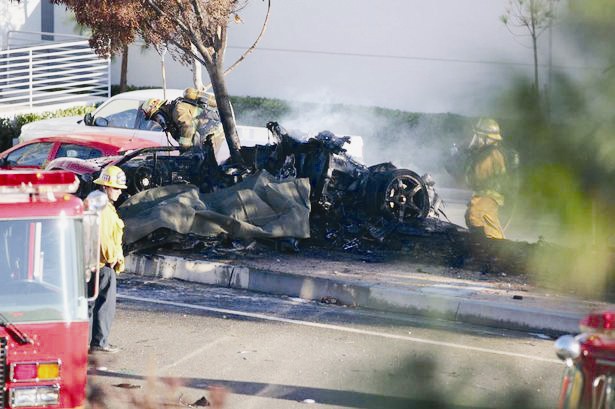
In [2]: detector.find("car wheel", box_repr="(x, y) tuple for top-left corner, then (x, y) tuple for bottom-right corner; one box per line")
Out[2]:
(366, 169), (430, 221)
(130, 165), (154, 194)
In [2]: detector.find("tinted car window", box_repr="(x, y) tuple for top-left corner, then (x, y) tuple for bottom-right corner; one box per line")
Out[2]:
(94, 99), (140, 129)
(56, 143), (104, 160)
(5, 142), (53, 167)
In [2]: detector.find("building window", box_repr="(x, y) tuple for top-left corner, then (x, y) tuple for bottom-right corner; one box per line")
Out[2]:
(41, 0), (54, 41)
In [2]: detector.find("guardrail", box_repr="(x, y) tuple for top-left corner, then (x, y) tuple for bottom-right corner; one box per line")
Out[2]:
(0, 32), (110, 110)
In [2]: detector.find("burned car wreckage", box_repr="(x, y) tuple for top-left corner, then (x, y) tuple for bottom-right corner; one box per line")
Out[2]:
(47, 121), (450, 252)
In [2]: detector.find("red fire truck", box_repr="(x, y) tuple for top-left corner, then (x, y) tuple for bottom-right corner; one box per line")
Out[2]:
(0, 170), (106, 408)
(555, 311), (615, 409)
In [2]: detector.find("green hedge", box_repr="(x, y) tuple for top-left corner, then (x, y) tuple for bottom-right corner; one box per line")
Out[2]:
(0, 106), (95, 151)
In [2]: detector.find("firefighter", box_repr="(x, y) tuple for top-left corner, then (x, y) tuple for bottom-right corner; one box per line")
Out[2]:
(464, 118), (507, 240)
(140, 88), (224, 152)
(88, 165), (127, 353)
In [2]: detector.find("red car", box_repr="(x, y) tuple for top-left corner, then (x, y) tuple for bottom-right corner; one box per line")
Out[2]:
(0, 133), (159, 170)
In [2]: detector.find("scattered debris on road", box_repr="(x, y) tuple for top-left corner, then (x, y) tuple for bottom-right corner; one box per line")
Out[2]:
(529, 333), (552, 340)
(191, 396), (210, 407)
(320, 296), (340, 305)
(113, 383), (142, 389)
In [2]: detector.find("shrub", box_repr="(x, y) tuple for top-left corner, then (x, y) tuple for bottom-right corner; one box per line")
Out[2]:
(0, 106), (95, 151)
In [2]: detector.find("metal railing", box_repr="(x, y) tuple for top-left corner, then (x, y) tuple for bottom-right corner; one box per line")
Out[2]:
(6, 30), (91, 49)
(0, 31), (110, 110)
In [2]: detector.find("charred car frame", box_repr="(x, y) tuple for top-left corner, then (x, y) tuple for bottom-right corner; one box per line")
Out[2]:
(47, 122), (438, 226)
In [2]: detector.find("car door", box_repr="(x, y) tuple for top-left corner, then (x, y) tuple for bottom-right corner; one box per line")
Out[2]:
(1, 142), (55, 169)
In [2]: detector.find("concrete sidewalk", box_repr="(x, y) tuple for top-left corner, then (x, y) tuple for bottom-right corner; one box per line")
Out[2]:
(125, 251), (613, 335)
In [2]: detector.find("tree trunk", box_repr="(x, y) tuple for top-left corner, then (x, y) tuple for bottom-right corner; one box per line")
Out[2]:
(205, 61), (243, 166)
(120, 45), (129, 93)
(532, 33), (539, 96)
(530, 1), (539, 96)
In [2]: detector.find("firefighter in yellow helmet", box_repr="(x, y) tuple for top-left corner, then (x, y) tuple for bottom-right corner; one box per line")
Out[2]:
(464, 118), (507, 239)
(88, 165), (127, 353)
(140, 88), (223, 152)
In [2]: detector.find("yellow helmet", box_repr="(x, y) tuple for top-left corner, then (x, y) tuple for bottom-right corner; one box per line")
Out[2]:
(474, 118), (502, 141)
(140, 98), (165, 119)
(94, 165), (127, 189)
(183, 87), (200, 100)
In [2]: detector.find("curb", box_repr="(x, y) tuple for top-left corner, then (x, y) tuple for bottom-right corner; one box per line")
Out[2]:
(125, 253), (581, 335)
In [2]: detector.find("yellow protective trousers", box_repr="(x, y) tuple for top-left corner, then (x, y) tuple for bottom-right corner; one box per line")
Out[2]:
(464, 195), (504, 239)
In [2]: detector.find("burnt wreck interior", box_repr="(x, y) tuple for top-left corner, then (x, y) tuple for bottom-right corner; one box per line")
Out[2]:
(71, 122), (546, 276)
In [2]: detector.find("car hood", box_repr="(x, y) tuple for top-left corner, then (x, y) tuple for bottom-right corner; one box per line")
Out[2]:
(19, 116), (85, 142)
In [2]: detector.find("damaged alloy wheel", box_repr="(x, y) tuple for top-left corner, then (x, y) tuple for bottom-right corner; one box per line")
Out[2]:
(366, 169), (430, 222)
(128, 165), (154, 194)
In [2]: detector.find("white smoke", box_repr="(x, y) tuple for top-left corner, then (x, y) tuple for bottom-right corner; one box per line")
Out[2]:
(237, 93), (472, 188)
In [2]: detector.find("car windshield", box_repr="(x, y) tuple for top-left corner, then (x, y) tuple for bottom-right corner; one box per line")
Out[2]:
(0, 218), (87, 323)
(5, 142), (54, 167)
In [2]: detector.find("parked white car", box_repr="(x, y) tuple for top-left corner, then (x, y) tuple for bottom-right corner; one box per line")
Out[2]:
(19, 89), (364, 162)
(20, 89), (186, 145)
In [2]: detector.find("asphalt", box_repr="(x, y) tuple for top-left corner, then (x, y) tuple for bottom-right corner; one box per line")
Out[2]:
(124, 249), (614, 336)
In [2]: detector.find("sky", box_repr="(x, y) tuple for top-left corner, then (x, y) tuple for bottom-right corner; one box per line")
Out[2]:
(221, 0), (583, 115)
(3, 0), (594, 116)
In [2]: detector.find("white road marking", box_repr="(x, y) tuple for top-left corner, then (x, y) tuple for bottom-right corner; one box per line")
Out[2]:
(159, 336), (233, 372)
(118, 294), (562, 364)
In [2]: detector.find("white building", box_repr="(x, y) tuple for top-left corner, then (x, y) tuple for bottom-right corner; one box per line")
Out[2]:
(2, 0), (581, 116)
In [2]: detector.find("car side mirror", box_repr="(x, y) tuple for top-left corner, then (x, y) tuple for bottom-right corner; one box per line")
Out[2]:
(84, 112), (93, 126)
(94, 117), (109, 127)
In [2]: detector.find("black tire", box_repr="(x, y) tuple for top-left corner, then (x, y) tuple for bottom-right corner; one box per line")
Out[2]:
(366, 169), (430, 221)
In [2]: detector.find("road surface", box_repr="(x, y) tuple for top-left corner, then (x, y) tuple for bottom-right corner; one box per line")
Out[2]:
(88, 275), (563, 409)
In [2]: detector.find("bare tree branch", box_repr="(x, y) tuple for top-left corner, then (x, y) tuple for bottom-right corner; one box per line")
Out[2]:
(193, 39), (214, 66)
(218, 24), (227, 62)
(191, 0), (206, 33)
(171, 38), (209, 66)
(146, 0), (189, 35)
(200, 0), (271, 91)
(177, 0), (201, 44)
(146, 0), (215, 70)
